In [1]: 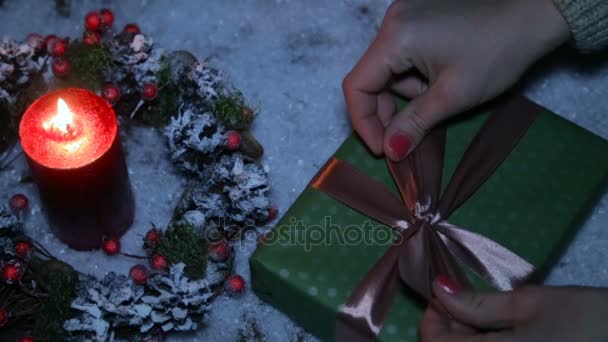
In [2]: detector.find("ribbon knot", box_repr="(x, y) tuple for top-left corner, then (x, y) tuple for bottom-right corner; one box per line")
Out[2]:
(412, 203), (442, 227)
(413, 199), (434, 221)
(312, 96), (543, 341)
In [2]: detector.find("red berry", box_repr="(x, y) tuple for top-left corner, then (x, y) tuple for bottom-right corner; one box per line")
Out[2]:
(144, 228), (162, 250)
(129, 265), (148, 285)
(141, 83), (158, 101)
(267, 205), (278, 221)
(19, 336), (34, 342)
(101, 83), (121, 104)
(49, 38), (67, 57)
(150, 254), (168, 270)
(208, 241), (230, 262)
(83, 31), (101, 46)
(225, 131), (241, 151)
(85, 11), (102, 31)
(123, 23), (141, 35)
(100, 9), (115, 27)
(0, 308), (8, 327)
(44, 34), (59, 53)
(2, 264), (20, 284)
(9, 194), (28, 211)
(26, 33), (44, 54)
(225, 274), (246, 295)
(52, 58), (70, 77)
(102, 238), (120, 256)
(145, 228), (161, 243)
(15, 241), (33, 258)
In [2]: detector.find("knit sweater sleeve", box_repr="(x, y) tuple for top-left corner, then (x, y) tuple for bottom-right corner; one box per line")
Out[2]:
(552, 0), (608, 51)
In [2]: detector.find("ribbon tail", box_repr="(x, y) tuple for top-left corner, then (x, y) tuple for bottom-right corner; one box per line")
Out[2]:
(312, 157), (413, 229)
(436, 222), (534, 290)
(428, 226), (471, 290)
(336, 235), (405, 341)
(438, 96), (541, 217)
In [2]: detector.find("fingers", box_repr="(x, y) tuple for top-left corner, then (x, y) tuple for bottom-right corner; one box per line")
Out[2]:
(343, 35), (411, 154)
(421, 306), (510, 342)
(421, 305), (452, 340)
(377, 91), (396, 127)
(383, 80), (456, 161)
(433, 276), (521, 330)
(421, 304), (475, 338)
(391, 75), (427, 99)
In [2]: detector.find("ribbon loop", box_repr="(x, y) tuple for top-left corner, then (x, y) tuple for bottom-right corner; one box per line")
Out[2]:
(436, 222), (534, 290)
(387, 126), (446, 214)
(312, 157), (414, 229)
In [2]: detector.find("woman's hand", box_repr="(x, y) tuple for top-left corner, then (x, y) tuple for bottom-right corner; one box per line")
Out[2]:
(343, 0), (569, 160)
(421, 276), (608, 341)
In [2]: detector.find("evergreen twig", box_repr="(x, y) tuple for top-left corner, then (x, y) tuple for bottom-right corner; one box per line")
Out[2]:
(65, 42), (112, 90)
(212, 91), (255, 130)
(120, 252), (147, 260)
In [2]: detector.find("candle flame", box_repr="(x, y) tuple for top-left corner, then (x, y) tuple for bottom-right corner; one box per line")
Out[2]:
(43, 98), (74, 135)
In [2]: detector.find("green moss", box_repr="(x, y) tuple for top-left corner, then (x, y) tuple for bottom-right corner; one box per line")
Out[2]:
(142, 57), (179, 127)
(157, 57), (177, 112)
(65, 42), (112, 90)
(158, 221), (208, 280)
(0, 258), (77, 341)
(213, 92), (255, 130)
(30, 259), (78, 341)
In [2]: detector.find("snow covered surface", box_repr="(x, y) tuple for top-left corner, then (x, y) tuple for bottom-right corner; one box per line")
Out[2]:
(0, 0), (607, 341)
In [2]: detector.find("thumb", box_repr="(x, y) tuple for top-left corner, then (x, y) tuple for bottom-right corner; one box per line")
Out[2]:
(432, 275), (520, 330)
(383, 81), (460, 161)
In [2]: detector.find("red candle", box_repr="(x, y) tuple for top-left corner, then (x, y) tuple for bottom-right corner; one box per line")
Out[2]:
(19, 88), (134, 250)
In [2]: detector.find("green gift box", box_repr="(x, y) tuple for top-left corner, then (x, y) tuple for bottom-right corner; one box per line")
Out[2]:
(250, 96), (608, 341)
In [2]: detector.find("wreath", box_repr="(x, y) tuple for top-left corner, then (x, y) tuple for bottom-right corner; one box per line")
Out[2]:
(0, 8), (275, 342)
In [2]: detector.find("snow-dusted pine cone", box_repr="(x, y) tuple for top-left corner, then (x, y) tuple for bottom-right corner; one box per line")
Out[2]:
(64, 263), (227, 341)
(165, 110), (226, 176)
(0, 38), (41, 103)
(175, 153), (271, 239)
(105, 33), (163, 94)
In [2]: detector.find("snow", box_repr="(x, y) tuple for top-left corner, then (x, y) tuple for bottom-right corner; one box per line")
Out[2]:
(0, 0), (607, 341)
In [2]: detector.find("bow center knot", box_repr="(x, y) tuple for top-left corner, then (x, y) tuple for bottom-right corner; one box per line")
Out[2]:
(413, 200), (441, 226)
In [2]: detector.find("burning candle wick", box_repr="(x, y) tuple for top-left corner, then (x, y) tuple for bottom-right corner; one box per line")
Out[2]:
(43, 98), (76, 138)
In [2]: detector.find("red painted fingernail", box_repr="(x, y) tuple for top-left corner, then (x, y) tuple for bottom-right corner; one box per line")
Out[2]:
(436, 274), (462, 294)
(388, 132), (411, 159)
